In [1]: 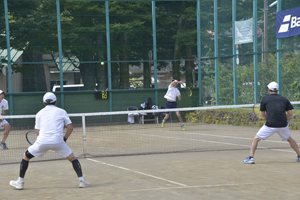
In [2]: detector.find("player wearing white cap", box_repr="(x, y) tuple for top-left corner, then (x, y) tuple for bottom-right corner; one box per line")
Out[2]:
(9, 92), (90, 189)
(0, 90), (10, 150)
(162, 79), (185, 130)
(243, 82), (300, 164)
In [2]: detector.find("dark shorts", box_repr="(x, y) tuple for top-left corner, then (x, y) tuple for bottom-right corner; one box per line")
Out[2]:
(165, 101), (178, 114)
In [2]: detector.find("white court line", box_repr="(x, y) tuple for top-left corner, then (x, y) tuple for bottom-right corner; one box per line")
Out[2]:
(183, 132), (296, 153)
(87, 183), (254, 195)
(185, 132), (288, 144)
(86, 158), (188, 187)
(126, 183), (254, 192)
(132, 133), (251, 148)
(128, 132), (296, 154)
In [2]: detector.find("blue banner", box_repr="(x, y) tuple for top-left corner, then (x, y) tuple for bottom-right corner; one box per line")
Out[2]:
(276, 6), (300, 39)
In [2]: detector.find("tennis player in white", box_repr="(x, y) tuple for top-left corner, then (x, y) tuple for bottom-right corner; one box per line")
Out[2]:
(10, 92), (90, 189)
(0, 90), (10, 150)
(162, 79), (185, 130)
(243, 82), (300, 164)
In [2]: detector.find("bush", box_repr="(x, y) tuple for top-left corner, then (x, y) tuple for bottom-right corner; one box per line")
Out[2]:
(185, 110), (300, 130)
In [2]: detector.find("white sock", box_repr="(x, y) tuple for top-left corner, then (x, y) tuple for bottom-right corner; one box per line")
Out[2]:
(181, 123), (184, 127)
(78, 177), (85, 182)
(162, 120), (165, 123)
(18, 177), (24, 183)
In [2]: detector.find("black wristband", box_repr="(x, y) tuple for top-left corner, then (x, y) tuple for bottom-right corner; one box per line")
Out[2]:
(63, 137), (67, 142)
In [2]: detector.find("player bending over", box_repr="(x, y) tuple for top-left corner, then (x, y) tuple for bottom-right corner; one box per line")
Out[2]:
(162, 79), (185, 130)
(243, 82), (300, 164)
(9, 92), (90, 189)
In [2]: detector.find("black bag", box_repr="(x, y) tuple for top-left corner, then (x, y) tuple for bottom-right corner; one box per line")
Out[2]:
(145, 97), (152, 109)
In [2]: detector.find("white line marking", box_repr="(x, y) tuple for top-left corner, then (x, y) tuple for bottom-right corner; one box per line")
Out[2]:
(185, 132), (288, 144)
(127, 131), (296, 154)
(183, 132), (297, 153)
(134, 133), (251, 147)
(86, 158), (188, 187)
(126, 183), (254, 192)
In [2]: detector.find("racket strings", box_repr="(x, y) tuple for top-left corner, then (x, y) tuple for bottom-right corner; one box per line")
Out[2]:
(26, 131), (37, 145)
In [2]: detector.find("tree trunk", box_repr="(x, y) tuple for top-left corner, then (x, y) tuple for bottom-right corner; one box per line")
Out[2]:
(22, 53), (47, 92)
(143, 61), (151, 88)
(95, 62), (107, 90)
(119, 33), (130, 89)
(95, 35), (107, 90)
(185, 45), (193, 87)
(173, 9), (184, 81)
(173, 48), (181, 81)
(119, 62), (129, 89)
(110, 51), (119, 89)
(79, 63), (96, 90)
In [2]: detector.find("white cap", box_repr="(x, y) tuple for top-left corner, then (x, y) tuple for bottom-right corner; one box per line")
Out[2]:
(267, 81), (279, 91)
(43, 92), (57, 103)
(0, 90), (5, 94)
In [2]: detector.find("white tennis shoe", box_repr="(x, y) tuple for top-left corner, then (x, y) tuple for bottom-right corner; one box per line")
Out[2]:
(243, 157), (255, 164)
(9, 180), (24, 190)
(79, 180), (91, 188)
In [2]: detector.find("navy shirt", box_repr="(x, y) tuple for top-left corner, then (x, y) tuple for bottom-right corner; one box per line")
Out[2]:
(260, 94), (293, 127)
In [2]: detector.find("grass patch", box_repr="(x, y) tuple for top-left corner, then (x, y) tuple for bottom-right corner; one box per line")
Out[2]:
(185, 108), (300, 130)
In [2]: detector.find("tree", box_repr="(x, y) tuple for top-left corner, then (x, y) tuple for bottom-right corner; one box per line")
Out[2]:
(0, 0), (49, 91)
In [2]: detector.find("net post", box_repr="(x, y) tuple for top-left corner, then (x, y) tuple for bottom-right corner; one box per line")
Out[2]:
(81, 114), (87, 157)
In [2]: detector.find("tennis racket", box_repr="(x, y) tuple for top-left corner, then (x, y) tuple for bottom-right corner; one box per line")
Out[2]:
(26, 130), (37, 145)
(253, 103), (264, 120)
(182, 84), (192, 97)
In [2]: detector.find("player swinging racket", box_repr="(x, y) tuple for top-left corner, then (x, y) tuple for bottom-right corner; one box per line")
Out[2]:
(243, 82), (300, 164)
(10, 92), (90, 189)
(162, 79), (185, 131)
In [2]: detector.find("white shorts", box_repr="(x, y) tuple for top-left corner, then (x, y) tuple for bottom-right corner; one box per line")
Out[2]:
(0, 119), (9, 127)
(256, 124), (291, 141)
(28, 141), (72, 158)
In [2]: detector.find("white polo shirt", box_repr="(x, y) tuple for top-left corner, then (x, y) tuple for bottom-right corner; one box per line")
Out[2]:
(164, 84), (180, 101)
(35, 105), (72, 144)
(0, 99), (9, 115)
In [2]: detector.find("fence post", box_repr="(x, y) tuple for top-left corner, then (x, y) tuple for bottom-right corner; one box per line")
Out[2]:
(253, 0), (258, 103)
(82, 114), (87, 157)
(56, 0), (65, 108)
(232, 0), (237, 105)
(197, 0), (202, 106)
(277, 0), (282, 95)
(214, 0), (219, 105)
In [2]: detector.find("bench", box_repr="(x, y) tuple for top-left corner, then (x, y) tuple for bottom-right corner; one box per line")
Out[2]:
(139, 113), (159, 124)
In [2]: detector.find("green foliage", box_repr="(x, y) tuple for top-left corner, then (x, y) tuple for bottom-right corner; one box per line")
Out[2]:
(201, 50), (300, 105)
(129, 78), (143, 89)
(1, 0), (300, 97)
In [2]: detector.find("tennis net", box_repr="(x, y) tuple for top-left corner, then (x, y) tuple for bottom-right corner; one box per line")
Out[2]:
(1, 102), (300, 165)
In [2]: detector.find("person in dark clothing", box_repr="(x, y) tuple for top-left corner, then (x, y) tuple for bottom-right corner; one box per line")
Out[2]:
(243, 82), (300, 164)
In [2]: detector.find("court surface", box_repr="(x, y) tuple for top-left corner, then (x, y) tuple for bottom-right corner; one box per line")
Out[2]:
(1, 124), (300, 199)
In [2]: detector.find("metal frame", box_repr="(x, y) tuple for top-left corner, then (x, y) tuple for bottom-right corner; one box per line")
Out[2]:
(2, 0), (286, 109)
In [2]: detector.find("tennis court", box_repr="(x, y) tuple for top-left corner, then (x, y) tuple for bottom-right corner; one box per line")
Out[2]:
(1, 124), (300, 200)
